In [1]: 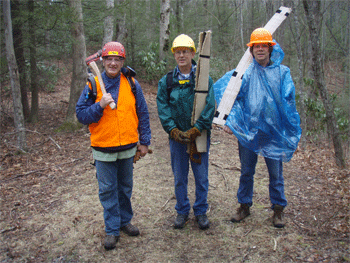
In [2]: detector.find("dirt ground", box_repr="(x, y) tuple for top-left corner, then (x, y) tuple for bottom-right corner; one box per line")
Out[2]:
(0, 79), (349, 263)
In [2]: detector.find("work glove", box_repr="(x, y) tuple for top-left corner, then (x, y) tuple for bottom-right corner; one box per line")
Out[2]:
(183, 127), (201, 142)
(170, 128), (190, 144)
(189, 141), (201, 164)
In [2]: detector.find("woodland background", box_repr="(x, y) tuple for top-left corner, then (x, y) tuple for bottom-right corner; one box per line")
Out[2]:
(0, 0), (349, 262)
(1, 0), (349, 165)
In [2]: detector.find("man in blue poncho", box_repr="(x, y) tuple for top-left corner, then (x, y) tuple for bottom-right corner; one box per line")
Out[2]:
(215, 28), (301, 228)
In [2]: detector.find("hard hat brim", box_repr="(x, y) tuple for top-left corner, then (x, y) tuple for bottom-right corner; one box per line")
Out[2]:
(171, 46), (196, 53)
(247, 41), (276, 47)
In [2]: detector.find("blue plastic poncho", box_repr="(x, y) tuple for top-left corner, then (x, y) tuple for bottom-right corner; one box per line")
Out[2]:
(214, 42), (302, 162)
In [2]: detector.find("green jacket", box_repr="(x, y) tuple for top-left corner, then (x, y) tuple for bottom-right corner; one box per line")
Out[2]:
(156, 64), (215, 135)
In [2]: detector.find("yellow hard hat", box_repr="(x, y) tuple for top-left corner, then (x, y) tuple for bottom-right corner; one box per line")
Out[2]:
(247, 28), (276, 47)
(171, 34), (196, 53)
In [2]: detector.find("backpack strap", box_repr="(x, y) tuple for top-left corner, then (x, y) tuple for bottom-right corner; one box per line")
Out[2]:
(87, 74), (97, 101)
(127, 76), (136, 97)
(121, 66), (136, 97)
(166, 70), (175, 101)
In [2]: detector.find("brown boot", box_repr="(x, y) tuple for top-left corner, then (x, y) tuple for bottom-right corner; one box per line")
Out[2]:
(273, 205), (285, 228)
(231, 204), (250, 222)
(104, 235), (119, 250)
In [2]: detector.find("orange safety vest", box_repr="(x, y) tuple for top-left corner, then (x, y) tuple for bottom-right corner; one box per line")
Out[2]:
(89, 74), (139, 148)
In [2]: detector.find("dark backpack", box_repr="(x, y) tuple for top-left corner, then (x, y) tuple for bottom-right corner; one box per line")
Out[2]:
(88, 66), (136, 101)
(165, 70), (177, 101)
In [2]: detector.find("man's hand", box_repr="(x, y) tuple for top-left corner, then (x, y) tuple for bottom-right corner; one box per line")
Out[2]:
(183, 127), (201, 142)
(170, 128), (190, 144)
(133, 145), (152, 163)
(99, 93), (115, 108)
(138, 144), (149, 157)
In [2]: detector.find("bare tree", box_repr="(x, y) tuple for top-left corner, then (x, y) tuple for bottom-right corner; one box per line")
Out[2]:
(289, 0), (307, 148)
(65, 0), (87, 124)
(3, 0), (27, 151)
(303, 0), (346, 168)
(102, 0), (114, 46)
(175, 0), (184, 35)
(116, 0), (127, 43)
(11, 0), (30, 119)
(28, 0), (39, 123)
(159, 0), (170, 61)
(239, 0), (245, 52)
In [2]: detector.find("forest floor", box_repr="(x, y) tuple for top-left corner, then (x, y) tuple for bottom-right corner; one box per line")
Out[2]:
(0, 76), (349, 263)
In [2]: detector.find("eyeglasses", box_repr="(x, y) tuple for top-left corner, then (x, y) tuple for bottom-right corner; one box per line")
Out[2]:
(174, 49), (192, 56)
(105, 57), (125, 63)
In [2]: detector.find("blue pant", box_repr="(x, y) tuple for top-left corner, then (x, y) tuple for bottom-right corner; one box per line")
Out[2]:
(237, 143), (287, 208)
(95, 157), (134, 236)
(169, 137), (210, 216)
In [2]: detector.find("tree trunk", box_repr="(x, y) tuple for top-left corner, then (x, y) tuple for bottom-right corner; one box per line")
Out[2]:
(28, 0), (39, 123)
(175, 0), (184, 35)
(3, 0), (27, 151)
(289, 0), (306, 148)
(102, 0), (114, 46)
(66, 0), (87, 124)
(239, 0), (244, 52)
(11, 0), (30, 119)
(128, 2), (135, 65)
(115, 0), (127, 43)
(346, 0), (350, 155)
(159, 0), (170, 61)
(303, 0), (346, 168)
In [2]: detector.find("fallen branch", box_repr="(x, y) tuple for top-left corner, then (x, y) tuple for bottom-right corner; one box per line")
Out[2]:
(1, 129), (62, 150)
(290, 218), (311, 233)
(319, 208), (341, 229)
(161, 195), (175, 210)
(1, 226), (18, 234)
(273, 238), (277, 251)
(216, 170), (229, 192)
(242, 227), (254, 237)
(211, 162), (240, 171)
(49, 136), (61, 150)
(221, 172), (229, 192)
(0, 158), (84, 183)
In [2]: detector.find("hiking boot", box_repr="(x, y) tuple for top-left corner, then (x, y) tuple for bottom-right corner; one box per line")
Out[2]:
(104, 235), (119, 250)
(196, 214), (210, 230)
(231, 204), (250, 223)
(174, 214), (189, 229)
(273, 205), (285, 228)
(121, 223), (140, 236)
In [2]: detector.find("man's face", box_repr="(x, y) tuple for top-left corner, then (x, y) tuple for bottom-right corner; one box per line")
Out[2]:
(103, 56), (125, 78)
(252, 43), (270, 67)
(173, 47), (195, 70)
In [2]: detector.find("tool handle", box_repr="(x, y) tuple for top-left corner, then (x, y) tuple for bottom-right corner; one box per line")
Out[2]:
(88, 61), (116, 110)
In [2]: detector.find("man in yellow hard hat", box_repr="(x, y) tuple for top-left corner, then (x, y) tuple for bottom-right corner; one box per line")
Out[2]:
(217, 28), (301, 228)
(157, 34), (215, 230)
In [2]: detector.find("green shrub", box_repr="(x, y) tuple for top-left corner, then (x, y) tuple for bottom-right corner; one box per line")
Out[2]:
(304, 95), (349, 141)
(137, 43), (167, 84)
